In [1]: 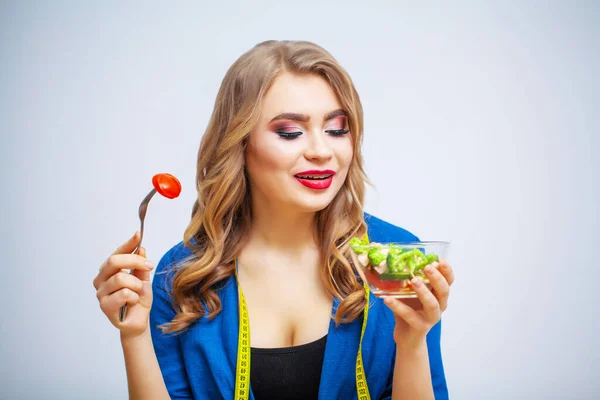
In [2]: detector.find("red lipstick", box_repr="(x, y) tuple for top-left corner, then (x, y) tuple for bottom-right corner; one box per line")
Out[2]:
(294, 169), (336, 190)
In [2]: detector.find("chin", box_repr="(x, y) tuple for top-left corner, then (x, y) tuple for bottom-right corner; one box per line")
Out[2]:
(295, 203), (330, 213)
(291, 193), (338, 213)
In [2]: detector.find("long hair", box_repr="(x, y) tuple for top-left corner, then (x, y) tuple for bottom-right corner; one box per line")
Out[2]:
(161, 40), (369, 333)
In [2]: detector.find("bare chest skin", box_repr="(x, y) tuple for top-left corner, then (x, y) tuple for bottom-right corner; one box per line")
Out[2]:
(237, 255), (333, 348)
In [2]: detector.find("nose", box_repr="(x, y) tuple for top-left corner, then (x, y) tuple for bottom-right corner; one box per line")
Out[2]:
(304, 131), (333, 162)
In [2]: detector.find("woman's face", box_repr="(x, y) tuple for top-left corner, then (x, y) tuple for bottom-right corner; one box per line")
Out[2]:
(246, 72), (354, 214)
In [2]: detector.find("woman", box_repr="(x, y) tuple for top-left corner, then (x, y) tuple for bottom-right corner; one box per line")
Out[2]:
(93, 40), (454, 400)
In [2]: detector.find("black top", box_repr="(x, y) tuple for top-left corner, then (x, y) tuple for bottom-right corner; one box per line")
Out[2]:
(250, 334), (328, 399)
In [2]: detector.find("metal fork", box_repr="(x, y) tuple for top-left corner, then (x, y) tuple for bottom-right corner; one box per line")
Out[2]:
(119, 188), (157, 322)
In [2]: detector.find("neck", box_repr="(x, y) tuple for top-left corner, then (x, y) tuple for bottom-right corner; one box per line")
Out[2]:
(238, 192), (325, 275)
(248, 205), (318, 252)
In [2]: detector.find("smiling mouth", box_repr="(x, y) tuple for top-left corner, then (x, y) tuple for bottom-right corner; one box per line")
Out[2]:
(294, 174), (333, 180)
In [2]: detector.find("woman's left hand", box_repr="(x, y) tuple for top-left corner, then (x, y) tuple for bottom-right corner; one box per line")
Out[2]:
(384, 260), (455, 349)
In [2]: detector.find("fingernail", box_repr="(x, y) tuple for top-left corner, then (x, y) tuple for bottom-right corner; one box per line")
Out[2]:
(424, 265), (433, 274)
(144, 260), (155, 269)
(412, 277), (423, 287)
(384, 297), (393, 306)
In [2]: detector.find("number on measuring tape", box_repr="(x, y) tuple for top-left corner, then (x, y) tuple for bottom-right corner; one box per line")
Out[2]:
(235, 265), (251, 400)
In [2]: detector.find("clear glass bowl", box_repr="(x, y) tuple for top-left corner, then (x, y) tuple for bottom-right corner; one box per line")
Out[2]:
(349, 240), (450, 298)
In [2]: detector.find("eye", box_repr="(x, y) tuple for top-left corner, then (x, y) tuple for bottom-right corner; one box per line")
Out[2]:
(276, 130), (303, 140)
(325, 129), (350, 136)
(325, 115), (349, 136)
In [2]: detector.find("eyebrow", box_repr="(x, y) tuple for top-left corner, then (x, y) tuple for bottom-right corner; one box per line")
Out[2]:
(270, 109), (348, 123)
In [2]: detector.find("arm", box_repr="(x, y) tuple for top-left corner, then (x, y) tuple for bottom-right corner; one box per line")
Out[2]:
(380, 321), (447, 400)
(121, 330), (171, 400)
(391, 338), (434, 400)
(390, 319), (448, 400)
(384, 261), (454, 400)
(119, 248), (194, 399)
(120, 248), (190, 399)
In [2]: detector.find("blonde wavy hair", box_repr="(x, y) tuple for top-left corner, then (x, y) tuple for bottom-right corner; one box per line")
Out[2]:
(161, 40), (370, 333)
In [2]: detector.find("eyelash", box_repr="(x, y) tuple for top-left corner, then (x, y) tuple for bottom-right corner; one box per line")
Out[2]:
(276, 131), (302, 140)
(325, 129), (350, 136)
(275, 129), (350, 140)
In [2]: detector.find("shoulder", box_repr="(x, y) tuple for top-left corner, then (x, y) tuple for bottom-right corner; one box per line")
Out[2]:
(152, 240), (236, 295)
(364, 212), (420, 243)
(152, 241), (195, 292)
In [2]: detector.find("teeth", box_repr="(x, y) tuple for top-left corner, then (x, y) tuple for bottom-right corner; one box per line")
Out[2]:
(297, 174), (331, 179)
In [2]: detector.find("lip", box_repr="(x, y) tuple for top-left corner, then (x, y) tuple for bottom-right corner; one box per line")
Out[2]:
(295, 169), (336, 177)
(294, 169), (336, 190)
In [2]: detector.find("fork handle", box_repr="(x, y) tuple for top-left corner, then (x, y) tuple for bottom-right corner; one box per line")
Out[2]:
(119, 189), (156, 322)
(118, 252), (143, 322)
(118, 276), (132, 322)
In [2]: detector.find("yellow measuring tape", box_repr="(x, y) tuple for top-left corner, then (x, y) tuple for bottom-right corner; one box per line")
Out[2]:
(356, 283), (371, 400)
(234, 266), (252, 399)
(234, 259), (371, 400)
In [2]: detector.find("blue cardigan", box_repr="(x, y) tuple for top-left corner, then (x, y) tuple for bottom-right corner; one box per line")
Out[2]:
(150, 213), (449, 399)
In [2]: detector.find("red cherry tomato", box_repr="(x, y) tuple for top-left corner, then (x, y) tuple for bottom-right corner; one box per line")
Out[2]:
(363, 268), (406, 292)
(152, 173), (181, 199)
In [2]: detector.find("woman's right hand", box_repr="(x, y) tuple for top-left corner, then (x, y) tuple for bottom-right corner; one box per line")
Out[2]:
(93, 232), (155, 338)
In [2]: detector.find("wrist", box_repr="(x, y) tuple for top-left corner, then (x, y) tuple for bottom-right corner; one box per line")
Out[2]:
(395, 334), (427, 352)
(120, 327), (152, 346)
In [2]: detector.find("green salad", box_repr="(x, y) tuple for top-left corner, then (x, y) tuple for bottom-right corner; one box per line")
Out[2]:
(349, 237), (438, 280)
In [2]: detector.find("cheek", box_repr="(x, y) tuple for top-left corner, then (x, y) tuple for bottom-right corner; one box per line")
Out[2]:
(249, 144), (282, 170)
(333, 137), (354, 169)
(246, 136), (298, 183)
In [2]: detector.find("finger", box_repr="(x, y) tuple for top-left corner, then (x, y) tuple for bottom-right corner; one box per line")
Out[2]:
(411, 277), (441, 323)
(131, 246), (151, 281)
(99, 288), (140, 324)
(94, 232), (142, 289)
(131, 267), (151, 283)
(112, 232), (141, 256)
(95, 254), (154, 287)
(437, 260), (455, 286)
(384, 297), (423, 328)
(96, 271), (143, 299)
(399, 297), (423, 311)
(424, 264), (450, 312)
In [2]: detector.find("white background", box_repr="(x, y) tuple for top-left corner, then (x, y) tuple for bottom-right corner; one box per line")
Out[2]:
(1, 1), (598, 399)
